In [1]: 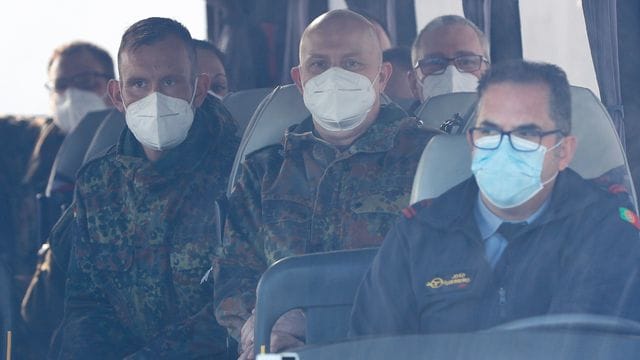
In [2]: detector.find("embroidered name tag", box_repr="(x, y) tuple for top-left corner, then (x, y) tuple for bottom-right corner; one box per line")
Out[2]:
(425, 272), (472, 290)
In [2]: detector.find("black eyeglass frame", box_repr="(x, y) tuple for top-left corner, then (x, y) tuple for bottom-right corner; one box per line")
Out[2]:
(415, 54), (489, 77)
(468, 127), (566, 152)
(45, 71), (111, 93)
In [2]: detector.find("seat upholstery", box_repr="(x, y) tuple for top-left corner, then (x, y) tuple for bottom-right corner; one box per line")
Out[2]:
(226, 84), (310, 196)
(414, 91), (477, 134)
(45, 109), (115, 196)
(221, 87), (273, 137)
(82, 109), (126, 165)
(410, 86), (637, 212)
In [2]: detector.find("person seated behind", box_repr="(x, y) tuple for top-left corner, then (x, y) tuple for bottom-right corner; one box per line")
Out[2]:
(213, 9), (439, 358)
(56, 17), (239, 359)
(408, 15), (489, 104)
(194, 39), (229, 99)
(26, 42), (114, 194)
(350, 60), (640, 336)
(382, 46), (419, 112)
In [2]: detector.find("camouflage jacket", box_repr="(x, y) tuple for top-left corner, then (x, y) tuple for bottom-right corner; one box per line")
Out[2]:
(213, 105), (440, 339)
(58, 98), (239, 360)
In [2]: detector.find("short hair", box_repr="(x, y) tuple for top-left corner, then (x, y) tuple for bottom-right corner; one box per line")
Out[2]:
(193, 39), (226, 65)
(383, 47), (412, 71)
(477, 60), (572, 134)
(412, 15), (490, 64)
(48, 42), (115, 78)
(118, 17), (196, 77)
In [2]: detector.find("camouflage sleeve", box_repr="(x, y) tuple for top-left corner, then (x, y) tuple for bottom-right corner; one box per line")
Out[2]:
(122, 303), (229, 359)
(57, 192), (134, 359)
(213, 160), (269, 341)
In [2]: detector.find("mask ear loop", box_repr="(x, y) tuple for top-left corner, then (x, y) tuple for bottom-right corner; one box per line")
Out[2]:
(189, 77), (199, 106)
(540, 138), (565, 185)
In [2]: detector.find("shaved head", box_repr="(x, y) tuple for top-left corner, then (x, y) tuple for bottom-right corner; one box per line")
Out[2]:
(291, 9), (393, 146)
(300, 9), (382, 64)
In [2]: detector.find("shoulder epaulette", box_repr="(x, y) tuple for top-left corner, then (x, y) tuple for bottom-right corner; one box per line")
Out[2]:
(608, 183), (628, 194)
(401, 199), (433, 219)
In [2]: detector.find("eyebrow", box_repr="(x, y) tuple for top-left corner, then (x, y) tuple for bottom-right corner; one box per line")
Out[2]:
(306, 51), (364, 59)
(424, 50), (481, 59)
(477, 120), (543, 131)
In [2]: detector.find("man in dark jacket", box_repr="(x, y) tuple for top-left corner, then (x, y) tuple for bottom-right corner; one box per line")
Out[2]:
(350, 60), (640, 336)
(56, 17), (239, 359)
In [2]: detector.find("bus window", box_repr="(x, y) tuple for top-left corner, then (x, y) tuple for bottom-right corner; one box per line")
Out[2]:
(415, 0), (464, 33)
(328, 0), (348, 10)
(520, 0), (600, 96)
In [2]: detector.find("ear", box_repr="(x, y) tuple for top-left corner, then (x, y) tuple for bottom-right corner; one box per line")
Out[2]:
(108, 79), (125, 113)
(556, 135), (577, 171)
(291, 66), (303, 94)
(192, 73), (211, 107)
(377, 61), (393, 92)
(408, 69), (422, 102)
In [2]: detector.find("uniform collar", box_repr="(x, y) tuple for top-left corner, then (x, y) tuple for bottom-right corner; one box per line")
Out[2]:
(116, 96), (229, 177)
(282, 104), (414, 155)
(420, 168), (601, 232)
(474, 193), (550, 241)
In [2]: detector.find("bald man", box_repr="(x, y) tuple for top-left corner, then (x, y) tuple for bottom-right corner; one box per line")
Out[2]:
(409, 15), (490, 103)
(213, 9), (438, 357)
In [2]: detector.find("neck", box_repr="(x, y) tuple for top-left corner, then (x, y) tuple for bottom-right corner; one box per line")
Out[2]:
(314, 103), (380, 147)
(143, 147), (164, 162)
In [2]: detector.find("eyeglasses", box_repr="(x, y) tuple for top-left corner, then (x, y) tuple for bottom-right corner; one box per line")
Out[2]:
(45, 71), (110, 93)
(415, 55), (488, 76)
(469, 127), (565, 152)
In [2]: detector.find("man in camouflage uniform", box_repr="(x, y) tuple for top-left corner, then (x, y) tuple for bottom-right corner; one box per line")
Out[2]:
(213, 9), (439, 358)
(56, 17), (239, 359)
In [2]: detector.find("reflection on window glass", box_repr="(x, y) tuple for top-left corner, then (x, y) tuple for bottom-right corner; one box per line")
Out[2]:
(520, 0), (600, 97)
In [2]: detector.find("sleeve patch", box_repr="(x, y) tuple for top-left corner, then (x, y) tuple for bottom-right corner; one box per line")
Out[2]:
(402, 199), (433, 219)
(619, 207), (640, 230)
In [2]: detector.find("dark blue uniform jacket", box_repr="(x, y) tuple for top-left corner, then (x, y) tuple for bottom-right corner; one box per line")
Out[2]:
(350, 169), (640, 336)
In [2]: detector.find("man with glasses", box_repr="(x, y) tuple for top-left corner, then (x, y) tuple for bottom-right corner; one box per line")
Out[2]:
(350, 60), (640, 336)
(409, 15), (489, 103)
(27, 42), (114, 191)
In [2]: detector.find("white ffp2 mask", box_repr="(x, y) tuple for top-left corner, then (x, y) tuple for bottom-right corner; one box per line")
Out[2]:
(53, 88), (109, 134)
(302, 67), (377, 132)
(124, 85), (197, 151)
(420, 65), (479, 102)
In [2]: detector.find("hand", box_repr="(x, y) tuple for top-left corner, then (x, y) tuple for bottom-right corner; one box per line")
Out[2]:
(238, 309), (306, 359)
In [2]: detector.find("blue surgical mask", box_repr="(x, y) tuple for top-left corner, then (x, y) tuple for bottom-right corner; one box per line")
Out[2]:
(471, 135), (562, 209)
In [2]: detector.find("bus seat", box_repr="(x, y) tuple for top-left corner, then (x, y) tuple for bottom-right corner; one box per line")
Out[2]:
(253, 248), (378, 355)
(227, 84), (310, 196)
(38, 109), (117, 244)
(414, 92), (477, 134)
(222, 87), (273, 136)
(410, 86), (638, 213)
(45, 109), (114, 196)
(82, 110), (125, 165)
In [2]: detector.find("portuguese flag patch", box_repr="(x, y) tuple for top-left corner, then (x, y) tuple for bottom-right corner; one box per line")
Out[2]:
(619, 207), (640, 230)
